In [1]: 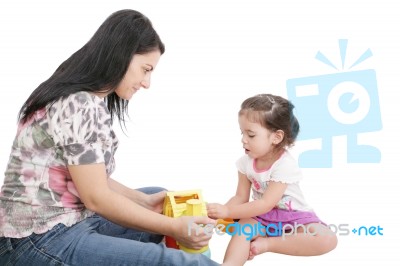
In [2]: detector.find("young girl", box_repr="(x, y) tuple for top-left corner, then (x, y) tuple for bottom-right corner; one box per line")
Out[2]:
(207, 94), (337, 265)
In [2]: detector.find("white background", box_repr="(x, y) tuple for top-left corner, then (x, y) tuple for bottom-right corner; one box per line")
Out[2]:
(1, 0), (399, 265)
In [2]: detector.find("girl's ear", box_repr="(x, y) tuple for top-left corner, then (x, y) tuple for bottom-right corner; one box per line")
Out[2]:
(273, 130), (284, 145)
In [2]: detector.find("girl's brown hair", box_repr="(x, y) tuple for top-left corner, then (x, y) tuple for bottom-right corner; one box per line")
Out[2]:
(239, 94), (300, 150)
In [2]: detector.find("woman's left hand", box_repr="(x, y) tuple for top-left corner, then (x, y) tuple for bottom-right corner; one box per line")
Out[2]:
(142, 191), (167, 213)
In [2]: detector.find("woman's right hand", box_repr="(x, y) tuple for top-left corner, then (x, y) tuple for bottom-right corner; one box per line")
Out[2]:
(171, 216), (216, 250)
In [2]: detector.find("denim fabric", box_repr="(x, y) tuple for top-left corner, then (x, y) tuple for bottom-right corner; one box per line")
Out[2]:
(0, 187), (220, 266)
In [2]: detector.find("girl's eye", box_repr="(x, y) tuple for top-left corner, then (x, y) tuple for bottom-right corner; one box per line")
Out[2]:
(249, 135), (255, 138)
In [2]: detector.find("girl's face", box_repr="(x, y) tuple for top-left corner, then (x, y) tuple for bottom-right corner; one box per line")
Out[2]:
(114, 50), (161, 100)
(239, 114), (279, 160)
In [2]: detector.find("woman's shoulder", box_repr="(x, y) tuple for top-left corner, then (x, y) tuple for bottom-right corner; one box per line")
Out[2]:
(44, 91), (112, 145)
(48, 91), (106, 115)
(63, 91), (103, 106)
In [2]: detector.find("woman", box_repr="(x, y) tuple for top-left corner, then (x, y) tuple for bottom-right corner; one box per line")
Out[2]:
(0, 9), (219, 265)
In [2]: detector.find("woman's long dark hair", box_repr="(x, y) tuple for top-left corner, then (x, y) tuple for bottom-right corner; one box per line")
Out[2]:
(18, 9), (165, 126)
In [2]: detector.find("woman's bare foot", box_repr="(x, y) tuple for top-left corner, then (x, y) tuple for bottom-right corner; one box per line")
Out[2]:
(249, 236), (269, 258)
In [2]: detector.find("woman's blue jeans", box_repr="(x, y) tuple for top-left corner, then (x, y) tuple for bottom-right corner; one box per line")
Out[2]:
(0, 187), (220, 265)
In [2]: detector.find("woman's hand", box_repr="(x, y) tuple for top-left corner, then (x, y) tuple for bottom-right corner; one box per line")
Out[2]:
(171, 216), (216, 250)
(206, 203), (229, 219)
(141, 190), (167, 213)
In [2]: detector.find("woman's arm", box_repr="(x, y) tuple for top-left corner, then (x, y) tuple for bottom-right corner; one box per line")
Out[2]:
(107, 177), (146, 202)
(107, 177), (165, 213)
(69, 164), (170, 233)
(68, 163), (215, 249)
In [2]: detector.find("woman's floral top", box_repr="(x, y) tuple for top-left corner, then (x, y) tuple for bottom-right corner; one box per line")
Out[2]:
(0, 92), (119, 238)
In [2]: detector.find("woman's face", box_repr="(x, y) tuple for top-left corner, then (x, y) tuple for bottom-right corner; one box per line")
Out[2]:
(114, 50), (161, 100)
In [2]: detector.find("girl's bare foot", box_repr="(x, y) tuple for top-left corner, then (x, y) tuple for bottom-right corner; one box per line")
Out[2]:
(248, 249), (255, 261)
(249, 237), (269, 257)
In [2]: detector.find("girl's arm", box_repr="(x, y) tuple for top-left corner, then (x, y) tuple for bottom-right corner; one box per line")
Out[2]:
(207, 172), (287, 219)
(225, 171), (251, 207)
(227, 181), (287, 219)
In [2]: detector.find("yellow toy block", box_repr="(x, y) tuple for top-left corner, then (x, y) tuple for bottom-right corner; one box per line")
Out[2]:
(163, 189), (207, 218)
(163, 190), (210, 257)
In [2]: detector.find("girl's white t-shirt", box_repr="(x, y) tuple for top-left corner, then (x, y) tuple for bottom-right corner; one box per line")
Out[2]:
(236, 151), (313, 212)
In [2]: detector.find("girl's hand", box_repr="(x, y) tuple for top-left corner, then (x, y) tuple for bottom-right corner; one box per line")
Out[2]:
(141, 190), (167, 213)
(206, 203), (229, 219)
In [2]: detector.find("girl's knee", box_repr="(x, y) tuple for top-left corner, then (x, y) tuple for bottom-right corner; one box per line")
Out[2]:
(326, 234), (338, 252)
(309, 223), (338, 254)
(237, 218), (257, 224)
(317, 233), (338, 254)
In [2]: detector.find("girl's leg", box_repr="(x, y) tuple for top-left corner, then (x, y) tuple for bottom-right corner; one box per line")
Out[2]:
(250, 223), (337, 257)
(222, 218), (260, 266)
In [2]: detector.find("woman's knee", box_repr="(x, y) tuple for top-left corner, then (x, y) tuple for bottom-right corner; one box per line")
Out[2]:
(136, 186), (167, 194)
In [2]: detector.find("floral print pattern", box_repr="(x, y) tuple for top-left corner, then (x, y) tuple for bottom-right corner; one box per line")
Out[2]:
(0, 92), (119, 238)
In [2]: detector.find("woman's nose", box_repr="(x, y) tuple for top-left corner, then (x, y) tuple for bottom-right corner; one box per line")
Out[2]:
(141, 75), (151, 89)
